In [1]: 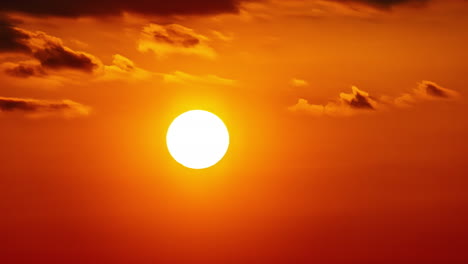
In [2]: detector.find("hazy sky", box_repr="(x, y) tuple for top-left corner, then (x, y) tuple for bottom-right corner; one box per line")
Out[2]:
(1, 0), (468, 263)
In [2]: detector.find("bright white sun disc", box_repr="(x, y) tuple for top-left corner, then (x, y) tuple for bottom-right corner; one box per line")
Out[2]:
(166, 110), (229, 169)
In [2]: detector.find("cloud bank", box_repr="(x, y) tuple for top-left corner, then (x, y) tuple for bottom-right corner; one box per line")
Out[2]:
(0, 0), (432, 18)
(0, 0), (248, 17)
(289, 81), (459, 117)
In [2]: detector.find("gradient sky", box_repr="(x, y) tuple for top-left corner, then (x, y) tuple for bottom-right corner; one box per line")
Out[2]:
(1, 0), (468, 263)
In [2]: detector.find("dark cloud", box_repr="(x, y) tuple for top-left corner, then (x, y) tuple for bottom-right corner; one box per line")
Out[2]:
(153, 27), (200, 48)
(33, 43), (97, 72)
(289, 86), (378, 116)
(339, 86), (378, 110)
(423, 82), (449, 98)
(0, 18), (99, 75)
(392, 81), (460, 107)
(0, 17), (30, 53)
(331, 0), (429, 9)
(139, 23), (216, 58)
(0, 0), (247, 17)
(3, 62), (46, 78)
(0, 0), (432, 18)
(346, 90), (375, 109)
(0, 96), (90, 118)
(417, 81), (460, 100)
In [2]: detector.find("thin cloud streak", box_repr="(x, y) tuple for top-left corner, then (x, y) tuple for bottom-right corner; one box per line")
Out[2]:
(0, 96), (91, 118)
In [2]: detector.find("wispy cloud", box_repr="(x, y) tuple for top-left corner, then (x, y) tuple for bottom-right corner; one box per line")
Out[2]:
(330, 0), (429, 10)
(390, 81), (460, 107)
(161, 71), (237, 86)
(98, 54), (152, 81)
(0, 0), (247, 17)
(138, 24), (216, 59)
(0, 96), (91, 118)
(2, 61), (46, 78)
(290, 78), (309, 87)
(0, 18), (100, 76)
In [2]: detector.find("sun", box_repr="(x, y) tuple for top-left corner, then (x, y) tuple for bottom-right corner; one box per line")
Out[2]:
(166, 110), (230, 169)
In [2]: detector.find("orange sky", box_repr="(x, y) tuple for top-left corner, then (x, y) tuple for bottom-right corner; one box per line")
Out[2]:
(1, 0), (468, 263)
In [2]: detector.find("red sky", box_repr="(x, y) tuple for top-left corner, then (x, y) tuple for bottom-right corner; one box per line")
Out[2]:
(1, 0), (468, 263)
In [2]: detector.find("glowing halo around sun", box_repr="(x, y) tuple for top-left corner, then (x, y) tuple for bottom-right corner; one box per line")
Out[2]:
(166, 110), (230, 169)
